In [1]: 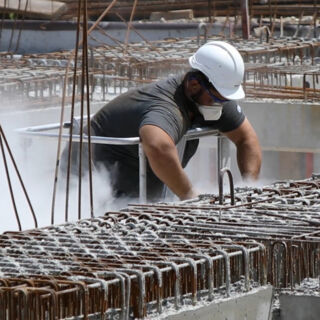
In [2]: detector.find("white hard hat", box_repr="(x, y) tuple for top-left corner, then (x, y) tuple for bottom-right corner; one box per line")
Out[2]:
(189, 41), (245, 100)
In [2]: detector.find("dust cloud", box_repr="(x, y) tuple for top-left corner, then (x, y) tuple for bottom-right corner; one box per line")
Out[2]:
(0, 102), (121, 234)
(1, 101), (316, 233)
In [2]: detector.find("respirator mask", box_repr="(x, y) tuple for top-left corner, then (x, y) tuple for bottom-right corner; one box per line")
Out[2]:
(189, 76), (227, 121)
(196, 82), (226, 121)
(197, 103), (222, 121)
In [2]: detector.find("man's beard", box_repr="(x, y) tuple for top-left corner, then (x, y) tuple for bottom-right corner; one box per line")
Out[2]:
(190, 87), (205, 104)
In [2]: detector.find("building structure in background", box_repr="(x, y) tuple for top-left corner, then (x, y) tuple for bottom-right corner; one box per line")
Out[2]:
(0, 0), (318, 21)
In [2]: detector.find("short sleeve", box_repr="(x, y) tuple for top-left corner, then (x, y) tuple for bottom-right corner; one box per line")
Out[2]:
(139, 106), (185, 143)
(215, 101), (245, 132)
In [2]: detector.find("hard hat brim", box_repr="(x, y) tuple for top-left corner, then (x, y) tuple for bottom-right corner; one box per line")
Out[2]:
(214, 84), (245, 100)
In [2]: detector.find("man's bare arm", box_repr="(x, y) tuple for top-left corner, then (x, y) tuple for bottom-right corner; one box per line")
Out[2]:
(139, 125), (198, 200)
(223, 118), (262, 180)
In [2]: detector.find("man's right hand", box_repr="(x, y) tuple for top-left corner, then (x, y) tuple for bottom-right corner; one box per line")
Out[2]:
(180, 188), (199, 200)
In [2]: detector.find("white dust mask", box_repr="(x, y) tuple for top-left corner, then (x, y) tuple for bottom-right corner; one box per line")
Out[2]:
(197, 104), (222, 121)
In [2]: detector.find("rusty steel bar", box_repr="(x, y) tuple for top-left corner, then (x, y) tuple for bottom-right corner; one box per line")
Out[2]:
(241, 0), (250, 39)
(1, 39), (320, 107)
(64, 0), (82, 224)
(0, 205), (268, 318)
(83, 0), (95, 219)
(218, 167), (235, 205)
(0, 126), (38, 230)
(0, 173), (319, 306)
(0, 132), (21, 231)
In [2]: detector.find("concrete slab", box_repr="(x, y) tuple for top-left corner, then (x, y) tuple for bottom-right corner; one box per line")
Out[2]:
(161, 286), (273, 320)
(150, 9), (194, 21)
(279, 294), (320, 320)
(0, 0), (66, 19)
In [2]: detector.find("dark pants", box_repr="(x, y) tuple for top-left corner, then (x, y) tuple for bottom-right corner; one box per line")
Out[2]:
(93, 146), (165, 202)
(60, 124), (199, 202)
(60, 126), (164, 202)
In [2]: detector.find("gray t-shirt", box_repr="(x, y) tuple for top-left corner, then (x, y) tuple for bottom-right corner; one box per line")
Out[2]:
(90, 75), (245, 198)
(92, 76), (191, 141)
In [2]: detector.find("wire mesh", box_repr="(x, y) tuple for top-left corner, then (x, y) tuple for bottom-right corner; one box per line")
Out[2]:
(0, 175), (320, 318)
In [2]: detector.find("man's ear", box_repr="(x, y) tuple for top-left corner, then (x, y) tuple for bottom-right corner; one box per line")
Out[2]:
(187, 77), (201, 94)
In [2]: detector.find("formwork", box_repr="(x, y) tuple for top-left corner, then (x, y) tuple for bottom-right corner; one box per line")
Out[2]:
(0, 175), (320, 318)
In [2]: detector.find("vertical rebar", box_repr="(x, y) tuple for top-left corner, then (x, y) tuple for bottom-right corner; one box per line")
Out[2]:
(83, 0), (94, 218)
(65, 0), (82, 222)
(0, 126), (38, 229)
(0, 132), (22, 231)
(241, 0), (250, 39)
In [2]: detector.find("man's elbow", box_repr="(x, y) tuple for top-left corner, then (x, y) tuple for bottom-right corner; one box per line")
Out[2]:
(142, 140), (175, 161)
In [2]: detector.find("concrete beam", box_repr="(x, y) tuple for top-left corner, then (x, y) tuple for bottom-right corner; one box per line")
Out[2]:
(279, 294), (320, 320)
(0, 0), (67, 19)
(162, 286), (273, 320)
(150, 9), (194, 21)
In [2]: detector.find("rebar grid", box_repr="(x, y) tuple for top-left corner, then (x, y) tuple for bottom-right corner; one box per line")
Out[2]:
(1, 175), (320, 318)
(1, 38), (320, 109)
(0, 219), (266, 319)
(124, 175), (320, 289)
(0, 64), (77, 110)
(25, 38), (320, 70)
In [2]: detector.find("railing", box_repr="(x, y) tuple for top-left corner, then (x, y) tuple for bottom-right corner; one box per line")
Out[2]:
(17, 122), (229, 202)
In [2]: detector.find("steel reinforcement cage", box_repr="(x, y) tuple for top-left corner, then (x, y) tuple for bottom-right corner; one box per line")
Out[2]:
(0, 175), (320, 318)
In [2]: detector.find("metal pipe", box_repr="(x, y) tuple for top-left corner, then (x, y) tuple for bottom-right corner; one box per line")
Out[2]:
(218, 167), (235, 205)
(17, 124), (222, 203)
(139, 144), (147, 203)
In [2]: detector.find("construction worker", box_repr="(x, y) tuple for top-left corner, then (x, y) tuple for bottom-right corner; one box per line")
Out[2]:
(78, 41), (261, 201)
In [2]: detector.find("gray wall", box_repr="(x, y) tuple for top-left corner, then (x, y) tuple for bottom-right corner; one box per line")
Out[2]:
(1, 20), (317, 54)
(242, 100), (320, 153)
(187, 100), (320, 189)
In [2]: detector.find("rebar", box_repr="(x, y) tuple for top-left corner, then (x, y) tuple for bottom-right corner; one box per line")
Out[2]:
(1, 38), (320, 108)
(0, 176), (320, 318)
(0, 126), (38, 231)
